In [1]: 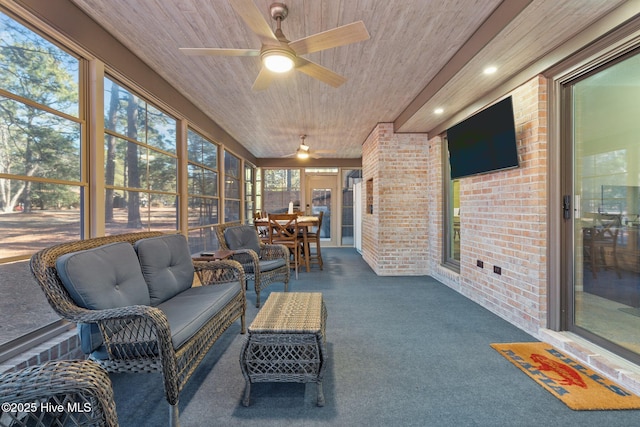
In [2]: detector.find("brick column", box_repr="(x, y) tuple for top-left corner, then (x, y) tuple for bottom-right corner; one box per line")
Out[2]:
(362, 123), (429, 275)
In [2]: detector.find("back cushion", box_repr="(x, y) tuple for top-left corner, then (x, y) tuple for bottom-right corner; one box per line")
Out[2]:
(134, 234), (194, 305)
(56, 242), (151, 354)
(56, 242), (151, 310)
(224, 225), (261, 254)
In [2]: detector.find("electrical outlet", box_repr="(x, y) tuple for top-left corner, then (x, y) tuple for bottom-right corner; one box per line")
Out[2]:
(493, 266), (502, 275)
(477, 260), (484, 268)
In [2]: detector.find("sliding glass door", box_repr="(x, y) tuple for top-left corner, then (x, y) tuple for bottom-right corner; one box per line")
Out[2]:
(306, 175), (337, 247)
(567, 50), (640, 361)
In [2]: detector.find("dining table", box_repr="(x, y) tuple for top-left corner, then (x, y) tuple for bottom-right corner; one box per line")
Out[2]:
(254, 215), (319, 273)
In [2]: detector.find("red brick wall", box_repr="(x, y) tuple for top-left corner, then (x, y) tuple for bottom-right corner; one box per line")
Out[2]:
(362, 123), (430, 275)
(452, 76), (548, 332)
(362, 75), (548, 333)
(0, 330), (83, 374)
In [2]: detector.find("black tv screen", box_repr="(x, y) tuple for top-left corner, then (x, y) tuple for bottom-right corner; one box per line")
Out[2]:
(447, 96), (518, 179)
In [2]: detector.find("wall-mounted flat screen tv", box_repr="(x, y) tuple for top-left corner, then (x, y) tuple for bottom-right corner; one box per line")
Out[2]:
(447, 96), (519, 179)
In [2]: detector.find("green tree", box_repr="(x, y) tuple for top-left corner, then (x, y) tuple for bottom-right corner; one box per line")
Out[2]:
(0, 14), (79, 213)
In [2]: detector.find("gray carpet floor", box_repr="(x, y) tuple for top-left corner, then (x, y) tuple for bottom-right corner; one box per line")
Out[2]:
(110, 248), (640, 426)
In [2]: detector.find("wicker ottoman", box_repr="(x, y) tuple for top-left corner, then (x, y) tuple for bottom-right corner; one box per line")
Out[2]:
(240, 292), (327, 406)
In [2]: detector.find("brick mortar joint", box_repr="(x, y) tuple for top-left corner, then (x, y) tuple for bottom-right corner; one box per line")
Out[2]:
(1, 329), (83, 374)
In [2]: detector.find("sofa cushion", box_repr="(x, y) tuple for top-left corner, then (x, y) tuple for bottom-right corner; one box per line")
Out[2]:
(223, 225), (261, 255)
(134, 234), (194, 306)
(157, 282), (242, 349)
(258, 258), (287, 272)
(56, 242), (151, 309)
(90, 281), (242, 359)
(55, 242), (151, 354)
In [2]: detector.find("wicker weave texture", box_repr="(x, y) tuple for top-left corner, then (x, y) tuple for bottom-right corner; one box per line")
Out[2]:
(215, 224), (290, 307)
(29, 232), (247, 424)
(249, 292), (324, 334)
(0, 359), (118, 427)
(240, 292), (327, 406)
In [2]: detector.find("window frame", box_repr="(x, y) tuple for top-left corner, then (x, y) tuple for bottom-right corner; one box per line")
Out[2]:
(185, 127), (220, 251)
(223, 150), (241, 223)
(0, 8), (86, 361)
(443, 136), (461, 272)
(244, 162), (256, 224)
(102, 74), (179, 235)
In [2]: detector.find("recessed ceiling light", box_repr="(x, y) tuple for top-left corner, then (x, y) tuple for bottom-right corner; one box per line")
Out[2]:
(484, 66), (497, 75)
(434, 108), (444, 114)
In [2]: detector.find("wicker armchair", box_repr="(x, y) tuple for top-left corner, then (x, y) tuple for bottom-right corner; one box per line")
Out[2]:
(215, 224), (290, 307)
(0, 359), (118, 427)
(29, 232), (246, 427)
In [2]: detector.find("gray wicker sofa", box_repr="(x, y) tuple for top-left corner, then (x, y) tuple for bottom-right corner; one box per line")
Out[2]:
(29, 232), (246, 427)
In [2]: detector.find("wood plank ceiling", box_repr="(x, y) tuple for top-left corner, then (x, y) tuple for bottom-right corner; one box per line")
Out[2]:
(67, 0), (629, 161)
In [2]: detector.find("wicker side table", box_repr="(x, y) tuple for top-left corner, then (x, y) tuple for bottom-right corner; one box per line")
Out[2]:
(240, 292), (327, 406)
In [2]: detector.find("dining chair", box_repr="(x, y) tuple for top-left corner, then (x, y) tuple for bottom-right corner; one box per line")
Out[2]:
(304, 210), (324, 270)
(253, 212), (269, 242)
(582, 213), (622, 279)
(268, 213), (303, 279)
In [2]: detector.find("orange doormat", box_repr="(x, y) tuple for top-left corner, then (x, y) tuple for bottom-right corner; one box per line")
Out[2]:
(491, 342), (640, 410)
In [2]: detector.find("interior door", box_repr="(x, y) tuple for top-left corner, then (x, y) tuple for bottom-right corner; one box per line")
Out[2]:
(306, 175), (337, 247)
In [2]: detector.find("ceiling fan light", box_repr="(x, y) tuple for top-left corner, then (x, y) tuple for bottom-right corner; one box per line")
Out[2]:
(262, 49), (295, 73)
(296, 147), (310, 159)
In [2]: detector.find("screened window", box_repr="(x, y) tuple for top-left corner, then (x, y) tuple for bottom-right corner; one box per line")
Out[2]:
(186, 128), (219, 252)
(263, 169), (301, 214)
(224, 150), (241, 222)
(256, 167), (263, 215)
(103, 77), (178, 234)
(0, 11), (82, 350)
(245, 164), (255, 223)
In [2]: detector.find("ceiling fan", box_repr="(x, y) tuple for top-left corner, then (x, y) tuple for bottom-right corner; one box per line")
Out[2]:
(179, 0), (370, 91)
(285, 135), (336, 159)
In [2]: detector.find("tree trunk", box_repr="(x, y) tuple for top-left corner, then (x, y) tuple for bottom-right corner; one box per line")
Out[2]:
(105, 84), (120, 222)
(126, 93), (142, 229)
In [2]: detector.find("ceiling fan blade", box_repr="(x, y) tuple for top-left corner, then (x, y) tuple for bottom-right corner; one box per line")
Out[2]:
(251, 67), (273, 91)
(179, 48), (260, 57)
(314, 150), (337, 154)
(295, 57), (346, 88)
(229, 0), (278, 45)
(289, 21), (370, 55)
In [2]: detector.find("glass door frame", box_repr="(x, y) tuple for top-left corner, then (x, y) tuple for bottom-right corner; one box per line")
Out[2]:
(305, 174), (338, 247)
(554, 37), (640, 364)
